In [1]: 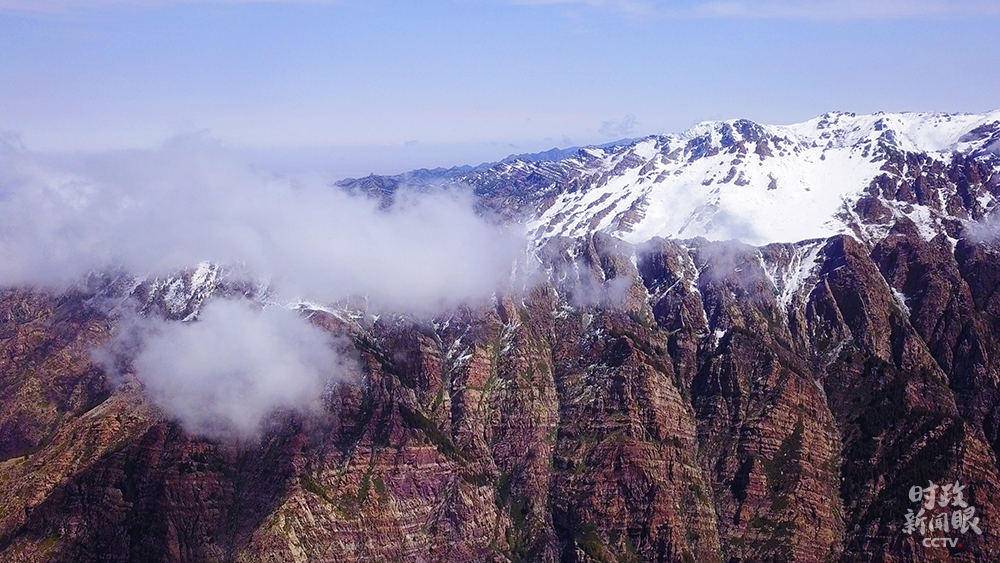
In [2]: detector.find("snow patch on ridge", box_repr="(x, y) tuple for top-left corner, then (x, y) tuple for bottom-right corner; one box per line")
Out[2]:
(762, 241), (825, 309)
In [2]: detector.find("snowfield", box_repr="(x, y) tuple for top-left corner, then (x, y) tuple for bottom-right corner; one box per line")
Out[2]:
(526, 110), (1000, 246)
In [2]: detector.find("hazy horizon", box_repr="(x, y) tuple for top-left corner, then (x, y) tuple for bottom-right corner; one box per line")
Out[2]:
(3, 0), (1000, 179)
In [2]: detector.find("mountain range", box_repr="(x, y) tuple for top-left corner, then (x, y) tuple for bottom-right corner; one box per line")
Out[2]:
(3, 110), (1000, 562)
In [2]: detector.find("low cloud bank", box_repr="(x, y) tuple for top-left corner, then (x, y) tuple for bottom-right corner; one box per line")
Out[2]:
(1, 133), (524, 438)
(0, 134), (523, 309)
(135, 300), (344, 439)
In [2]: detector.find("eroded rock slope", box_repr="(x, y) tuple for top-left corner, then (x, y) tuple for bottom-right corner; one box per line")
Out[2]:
(4, 223), (1000, 562)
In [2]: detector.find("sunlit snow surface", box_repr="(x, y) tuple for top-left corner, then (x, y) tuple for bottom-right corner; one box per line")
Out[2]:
(527, 110), (1000, 246)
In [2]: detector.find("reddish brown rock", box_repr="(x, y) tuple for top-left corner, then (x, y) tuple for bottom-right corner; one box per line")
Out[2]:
(4, 227), (1000, 562)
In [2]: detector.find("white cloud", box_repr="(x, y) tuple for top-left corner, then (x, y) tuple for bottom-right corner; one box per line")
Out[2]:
(2, 133), (525, 439)
(0, 134), (523, 311)
(511, 0), (656, 16)
(683, 0), (1000, 19)
(4, 0), (997, 18)
(0, 0), (335, 13)
(599, 114), (638, 138)
(510, 0), (1000, 19)
(132, 300), (346, 440)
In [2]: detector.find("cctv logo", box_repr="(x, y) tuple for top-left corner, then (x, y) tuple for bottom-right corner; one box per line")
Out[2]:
(902, 480), (983, 551)
(922, 538), (960, 548)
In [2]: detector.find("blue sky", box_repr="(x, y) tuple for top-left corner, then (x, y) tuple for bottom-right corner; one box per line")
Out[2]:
(2, 0), (999, 177)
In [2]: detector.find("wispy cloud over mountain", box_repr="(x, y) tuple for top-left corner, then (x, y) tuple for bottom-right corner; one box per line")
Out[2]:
(0, 133), (523, 310)
(1, 132), (524, 438)
(600, 114), (638, 139)
(132, 299), (348, 439)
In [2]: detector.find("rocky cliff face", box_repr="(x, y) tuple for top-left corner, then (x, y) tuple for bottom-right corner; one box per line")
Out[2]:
(4, 225), (1000, 562)
(4, 111), (1000, 562)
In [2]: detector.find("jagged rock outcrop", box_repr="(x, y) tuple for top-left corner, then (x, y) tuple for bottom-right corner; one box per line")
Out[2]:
(4, 223), (1000, 562)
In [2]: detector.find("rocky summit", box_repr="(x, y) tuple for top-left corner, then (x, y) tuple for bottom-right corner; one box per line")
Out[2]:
(4, 110), (1000, 562)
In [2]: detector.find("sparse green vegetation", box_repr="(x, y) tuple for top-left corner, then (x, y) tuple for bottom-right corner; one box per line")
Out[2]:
(762, 419), (805, 512)
(398, 404), (464, 461)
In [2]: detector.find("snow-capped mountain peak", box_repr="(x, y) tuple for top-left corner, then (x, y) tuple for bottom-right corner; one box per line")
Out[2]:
(519, 110), (1000, 246)
(783, 110), (1000, 153)
(336, 110), (1000, 248)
